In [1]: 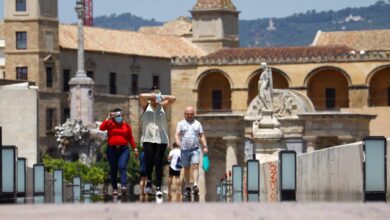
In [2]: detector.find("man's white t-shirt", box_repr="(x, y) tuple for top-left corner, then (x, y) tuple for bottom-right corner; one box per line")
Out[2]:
(169, 148), (181, 171)
(176, 119), (204, 150)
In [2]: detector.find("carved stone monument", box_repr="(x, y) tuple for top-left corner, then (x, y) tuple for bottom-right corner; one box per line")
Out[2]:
(251, 63), (284, 161)
(55, 1), (99, 164)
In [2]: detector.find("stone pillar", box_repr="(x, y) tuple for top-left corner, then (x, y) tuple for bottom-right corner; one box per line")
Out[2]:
(304, 136), (317, 153)
(223, 136), (239, 174)
(69, 0), (95, 125)
(349, 86), (369, 108)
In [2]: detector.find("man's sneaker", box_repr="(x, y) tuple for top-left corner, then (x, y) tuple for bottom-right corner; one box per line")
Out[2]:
(185, 187), (191, 197)
(156, 188), (163, 204)
(144, 180), (152, 194)
(121, 186), (127, 197)
(193, 185), (199, 195)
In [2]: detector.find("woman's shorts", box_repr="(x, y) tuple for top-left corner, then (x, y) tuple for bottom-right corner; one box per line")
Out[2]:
(169, 167), (181, 177)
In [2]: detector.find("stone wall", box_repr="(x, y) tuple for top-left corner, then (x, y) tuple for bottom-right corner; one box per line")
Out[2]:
(342, 107), (390, 137)
(256, 139), (390, 202)
(0, 84), (38, 167)
(60, 50), (172, 96)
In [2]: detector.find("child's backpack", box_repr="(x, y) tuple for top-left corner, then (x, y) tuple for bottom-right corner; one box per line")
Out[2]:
(175, 156), (183, 169)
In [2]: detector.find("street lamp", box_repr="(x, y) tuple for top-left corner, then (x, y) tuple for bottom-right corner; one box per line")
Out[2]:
(232, 165), (243, 202)
(363, 136), (387, 202)
(279, 151), (296, 201)
(246, 159), (259, 202)
(33, 164), (45, 203)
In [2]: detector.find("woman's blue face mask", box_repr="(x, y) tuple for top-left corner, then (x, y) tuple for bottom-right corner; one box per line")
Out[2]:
(114, 116), (123, 123)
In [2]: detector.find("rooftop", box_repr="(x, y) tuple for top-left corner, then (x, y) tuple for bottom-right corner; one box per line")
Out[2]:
(312, 29), (390, 51)
(59, 24), (205, 58)
(193, 0), (237, 11)
(204, 45), (353, 60)
(138, 17), (192, 37)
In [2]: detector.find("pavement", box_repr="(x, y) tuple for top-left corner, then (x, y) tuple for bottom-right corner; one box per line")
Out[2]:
(0, 202), (390, 220)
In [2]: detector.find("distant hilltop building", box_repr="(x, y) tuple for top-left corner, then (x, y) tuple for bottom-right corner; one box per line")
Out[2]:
(267, 18), (276, 31)
(339, 14), (364, 23)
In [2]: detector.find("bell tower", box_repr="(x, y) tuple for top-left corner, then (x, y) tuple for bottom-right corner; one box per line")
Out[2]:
(4, 0), (62, 153)
(4, 0), (60, 90)
(191, 0), (239, 53)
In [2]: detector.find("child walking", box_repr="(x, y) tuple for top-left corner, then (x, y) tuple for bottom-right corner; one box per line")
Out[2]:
(168, 142), (182, 201)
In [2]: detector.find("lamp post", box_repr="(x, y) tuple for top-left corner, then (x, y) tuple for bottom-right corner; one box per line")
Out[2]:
(69, 0), (95, 125)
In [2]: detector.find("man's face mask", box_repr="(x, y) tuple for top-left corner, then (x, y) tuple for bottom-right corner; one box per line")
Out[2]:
(114, 116), (123, 123)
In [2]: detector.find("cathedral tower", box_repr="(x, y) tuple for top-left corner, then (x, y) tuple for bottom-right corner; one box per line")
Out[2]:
(4, 0), (62, 152)
(191, 0), (239, 53)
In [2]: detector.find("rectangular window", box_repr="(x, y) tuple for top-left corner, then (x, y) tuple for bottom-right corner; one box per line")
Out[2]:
(212, 90), (222, 110)
(45, 32), (54, 51)
(86, 70), (94, 79)
(63, 69), (70, 92)
(46, 66), (53, 88)
(63, 108), (70, 123)
(388, 87), (390, 106)
(16, 0), (26, 12)
(46, 108), (56, 133)
(109, 72), (117, 94)
(325, 88), (336, 109)
(16, 32), (27, 49)
(16, 67), (28, 80)
(153, 75), (160, 88)
(131, 74), (138, 95)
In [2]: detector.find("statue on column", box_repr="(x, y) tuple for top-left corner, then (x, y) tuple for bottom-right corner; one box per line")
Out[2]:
(258, 62), (273, 111)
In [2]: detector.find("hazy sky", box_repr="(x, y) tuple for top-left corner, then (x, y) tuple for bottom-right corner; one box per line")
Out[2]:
(0, 0), (381, 23)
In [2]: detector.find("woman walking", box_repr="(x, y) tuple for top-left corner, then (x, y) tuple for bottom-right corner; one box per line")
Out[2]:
(140, 86), (176, 198)
(100, 108), (138, 196)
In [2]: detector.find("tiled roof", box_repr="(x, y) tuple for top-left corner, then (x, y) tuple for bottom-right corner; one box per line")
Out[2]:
(312, 29), (390, 51)
(59, 24), (205, 58)
(138, 17), (192, 37)
(204, 45), (354, 60)
(193, 0), (236, 10)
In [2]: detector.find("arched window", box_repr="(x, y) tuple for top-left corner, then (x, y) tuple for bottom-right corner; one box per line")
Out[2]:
(197, 72), (231, 112)
(307, 69), (349, 110)
(369, 67), (390, 106)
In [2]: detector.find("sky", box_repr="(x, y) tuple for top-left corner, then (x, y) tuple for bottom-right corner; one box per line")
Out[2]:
(0, 0), (382, 23)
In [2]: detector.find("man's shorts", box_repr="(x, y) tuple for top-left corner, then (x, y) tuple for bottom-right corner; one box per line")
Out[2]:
(181, 147), (200, 168)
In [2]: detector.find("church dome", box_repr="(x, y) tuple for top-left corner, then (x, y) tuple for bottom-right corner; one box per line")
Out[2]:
(193, 0), (237, 10)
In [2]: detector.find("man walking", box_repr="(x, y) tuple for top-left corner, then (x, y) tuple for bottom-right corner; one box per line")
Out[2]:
(175, 106), (208, 197)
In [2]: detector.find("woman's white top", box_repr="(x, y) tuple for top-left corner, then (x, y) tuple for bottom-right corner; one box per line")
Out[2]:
(141, 103), (168, 144)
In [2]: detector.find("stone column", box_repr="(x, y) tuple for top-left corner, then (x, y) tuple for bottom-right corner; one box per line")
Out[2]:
(69, 0), (95, 125)
(223, 136), (239, 174)
(303, 136), (317, 153)
(349, 85), (369, 108)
